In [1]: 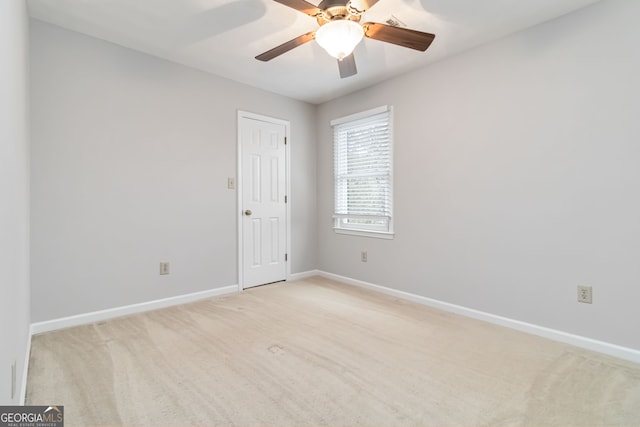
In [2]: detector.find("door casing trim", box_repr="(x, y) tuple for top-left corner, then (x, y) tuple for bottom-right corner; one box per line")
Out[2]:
(236, 110), (291, 291)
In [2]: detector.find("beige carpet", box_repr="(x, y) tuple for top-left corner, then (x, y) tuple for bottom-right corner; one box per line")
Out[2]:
(27, 276), (640, 426)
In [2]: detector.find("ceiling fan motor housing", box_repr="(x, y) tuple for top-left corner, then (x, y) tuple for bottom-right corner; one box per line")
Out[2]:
(317, 0), (361, 26)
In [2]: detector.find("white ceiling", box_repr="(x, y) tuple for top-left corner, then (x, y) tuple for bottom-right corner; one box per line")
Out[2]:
(27, 0), (600, 104)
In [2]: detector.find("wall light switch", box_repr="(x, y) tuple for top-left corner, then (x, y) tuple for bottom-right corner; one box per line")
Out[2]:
(227, 177), (235, 190)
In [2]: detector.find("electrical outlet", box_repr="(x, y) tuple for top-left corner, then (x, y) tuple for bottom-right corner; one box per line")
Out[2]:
(361, 251), (368, 262)
(160, 262), (170, 275)
(11, 360), (16, 399)
(577, 285), (592, 304)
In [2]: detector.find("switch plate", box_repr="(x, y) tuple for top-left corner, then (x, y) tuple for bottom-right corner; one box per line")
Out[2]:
(577, 285), (592, 304)
(361, 251), (368, 262)
(160, 262), (170, 275)
(227, 177), (235, 190)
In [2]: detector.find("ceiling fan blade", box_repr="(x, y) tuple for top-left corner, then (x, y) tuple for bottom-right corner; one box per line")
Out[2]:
(255, 32), (315, 61)
(346, 0), (380, 15)
(363, 22), (435, 51)
(338, 54), (357, 78)
(274, 0), (322, 16)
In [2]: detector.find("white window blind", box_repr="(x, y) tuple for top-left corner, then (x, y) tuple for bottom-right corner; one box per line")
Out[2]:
(332, 106), (393, 236)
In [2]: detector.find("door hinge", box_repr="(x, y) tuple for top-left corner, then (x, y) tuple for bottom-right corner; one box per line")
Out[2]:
(284, 195), (288, 203)
(284, 136), (287, 145)
(285, 253), (288, 262)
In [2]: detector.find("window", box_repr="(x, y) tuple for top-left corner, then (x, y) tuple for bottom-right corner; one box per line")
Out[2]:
(331, 105), (393, 239)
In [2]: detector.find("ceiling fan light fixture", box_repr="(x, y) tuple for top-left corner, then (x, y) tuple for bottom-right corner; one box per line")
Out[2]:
(315, 20), (364, 60)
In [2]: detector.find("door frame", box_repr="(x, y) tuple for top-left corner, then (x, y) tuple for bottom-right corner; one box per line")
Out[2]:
(237, 110), (291, 291)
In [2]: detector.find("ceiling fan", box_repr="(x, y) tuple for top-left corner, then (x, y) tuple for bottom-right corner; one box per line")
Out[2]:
(255, 0), (436, 78)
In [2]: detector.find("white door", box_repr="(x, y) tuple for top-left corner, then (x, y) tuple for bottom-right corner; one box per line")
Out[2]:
(239, 113), (288, 289)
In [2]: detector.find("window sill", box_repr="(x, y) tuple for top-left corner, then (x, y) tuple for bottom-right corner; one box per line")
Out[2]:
(334, 228), (395, 240)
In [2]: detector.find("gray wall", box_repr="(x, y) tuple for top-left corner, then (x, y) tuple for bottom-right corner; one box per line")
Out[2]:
(317, 0), (640, 350)
(28, 0), (640, 353)
(0, 1), (30, 405)
(30, 20), (317, 322)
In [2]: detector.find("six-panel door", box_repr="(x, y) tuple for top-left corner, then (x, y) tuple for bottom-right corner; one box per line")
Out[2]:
(240, 116), (287, 288)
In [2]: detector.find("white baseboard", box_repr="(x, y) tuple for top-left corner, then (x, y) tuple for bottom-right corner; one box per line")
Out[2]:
(30, 285), (238, 335)
(288, 270), (321, 281)
(20, 326), (32, 405)
(318, 271), (640, 364)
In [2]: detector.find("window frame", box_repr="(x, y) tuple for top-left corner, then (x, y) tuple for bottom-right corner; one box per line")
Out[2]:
(331, 105), (394, 239)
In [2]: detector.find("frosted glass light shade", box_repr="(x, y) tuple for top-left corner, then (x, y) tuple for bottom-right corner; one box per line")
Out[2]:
(315, 20), (364, 60)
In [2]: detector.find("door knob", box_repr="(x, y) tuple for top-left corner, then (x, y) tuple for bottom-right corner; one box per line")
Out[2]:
(244, 210), (252, 216)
